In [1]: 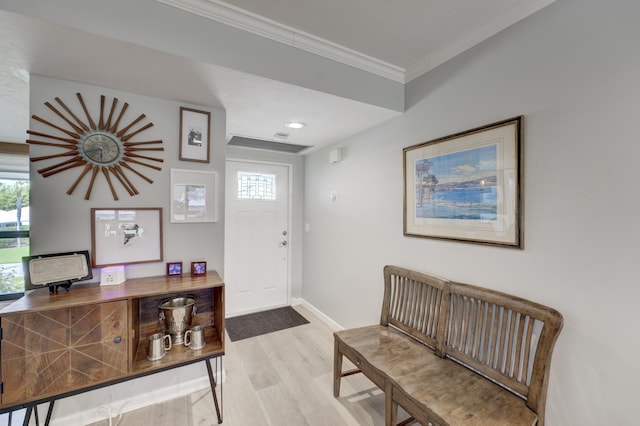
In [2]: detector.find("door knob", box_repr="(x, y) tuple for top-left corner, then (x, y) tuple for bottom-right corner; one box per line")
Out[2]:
(279, 240), (288, 246)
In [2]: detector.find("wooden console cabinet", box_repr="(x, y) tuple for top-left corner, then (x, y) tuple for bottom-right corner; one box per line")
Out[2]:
(0, 272), (224, 424)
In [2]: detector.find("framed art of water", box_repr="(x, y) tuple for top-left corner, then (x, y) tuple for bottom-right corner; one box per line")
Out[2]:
(403, 116), (523, 249)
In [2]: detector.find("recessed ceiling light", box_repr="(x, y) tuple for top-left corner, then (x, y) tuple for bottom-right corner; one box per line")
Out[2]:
(285, 121), (306, 129)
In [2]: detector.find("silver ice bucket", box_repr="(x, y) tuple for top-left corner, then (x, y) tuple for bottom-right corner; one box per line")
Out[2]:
(159, 296), (197, 345)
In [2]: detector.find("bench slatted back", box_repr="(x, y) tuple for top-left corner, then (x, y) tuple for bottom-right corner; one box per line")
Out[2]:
(445, 282), (563, 418)
(380, 265), (450, 356)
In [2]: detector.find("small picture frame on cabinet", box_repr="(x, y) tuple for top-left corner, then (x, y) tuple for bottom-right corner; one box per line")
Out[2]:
(191, 261), (207, 276)
(166, 262), (183, 276)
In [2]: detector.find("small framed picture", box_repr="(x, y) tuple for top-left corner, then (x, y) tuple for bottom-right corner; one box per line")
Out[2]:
(170, 169), (218, 223)
(191, 261), (207, 276)
(166, 262), (183, 276)
(179, 107), (211, 163)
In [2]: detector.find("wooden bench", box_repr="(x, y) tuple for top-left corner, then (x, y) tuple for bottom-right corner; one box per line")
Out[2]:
(334, 265), (563, 426)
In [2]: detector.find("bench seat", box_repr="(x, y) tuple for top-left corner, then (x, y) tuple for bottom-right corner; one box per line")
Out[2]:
(335, 325), (536, 426)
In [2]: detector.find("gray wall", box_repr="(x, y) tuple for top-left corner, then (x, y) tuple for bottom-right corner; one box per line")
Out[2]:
(303, 0), (639, 424)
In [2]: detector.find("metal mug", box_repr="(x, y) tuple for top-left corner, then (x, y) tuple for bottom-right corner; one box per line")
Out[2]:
(147, 332), (172, 360)
(184, 325), (206, 350)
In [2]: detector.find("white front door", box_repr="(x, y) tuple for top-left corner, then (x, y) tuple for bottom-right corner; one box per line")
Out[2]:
(224, 160), (290, 315)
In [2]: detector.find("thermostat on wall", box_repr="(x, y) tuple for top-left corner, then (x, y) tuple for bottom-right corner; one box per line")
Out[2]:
(101, 265), (126, 286)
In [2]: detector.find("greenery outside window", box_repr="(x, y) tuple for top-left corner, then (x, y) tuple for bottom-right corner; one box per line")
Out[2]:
(0, 143), (29, 300)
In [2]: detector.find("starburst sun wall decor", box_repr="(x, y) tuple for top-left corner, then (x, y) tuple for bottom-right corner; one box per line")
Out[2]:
(27, 93), (164, 200)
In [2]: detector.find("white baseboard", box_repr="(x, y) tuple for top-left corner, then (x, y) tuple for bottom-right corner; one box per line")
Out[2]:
(292, 297), (344, 331)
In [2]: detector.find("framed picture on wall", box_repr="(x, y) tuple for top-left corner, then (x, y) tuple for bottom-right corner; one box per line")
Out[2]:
(179, 107), (211, 163)
(91, 208), (164, 267)
(403, 116), (523, 248)
(170, 169), (217, 223)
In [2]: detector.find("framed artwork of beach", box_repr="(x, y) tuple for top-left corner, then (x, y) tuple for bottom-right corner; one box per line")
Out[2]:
(403, 116), (523, 248)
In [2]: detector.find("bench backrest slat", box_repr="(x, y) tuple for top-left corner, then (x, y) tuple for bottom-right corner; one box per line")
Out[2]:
(446, 282), (563, 420)
(381, 265), (449, 356)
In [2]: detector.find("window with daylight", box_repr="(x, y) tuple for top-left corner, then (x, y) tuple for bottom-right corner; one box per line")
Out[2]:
(0, 143), (30, 300)
(237, 172), (276, 200)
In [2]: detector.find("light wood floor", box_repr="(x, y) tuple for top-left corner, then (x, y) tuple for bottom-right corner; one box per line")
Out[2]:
(87, 305), (401, 426)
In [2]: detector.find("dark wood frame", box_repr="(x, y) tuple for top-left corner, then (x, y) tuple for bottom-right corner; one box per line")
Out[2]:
(179, 107), (211, 163)
(91, 207), (163, 267)
(191, 261), (207, 276)
(403, 116), (524, 249)
(166, 261), (183, 276)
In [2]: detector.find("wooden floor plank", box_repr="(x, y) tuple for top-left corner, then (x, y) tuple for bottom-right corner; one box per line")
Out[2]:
(236, 337), (282, 392)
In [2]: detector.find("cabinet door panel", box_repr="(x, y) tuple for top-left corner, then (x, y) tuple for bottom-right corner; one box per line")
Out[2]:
(1, 300), (128, 405)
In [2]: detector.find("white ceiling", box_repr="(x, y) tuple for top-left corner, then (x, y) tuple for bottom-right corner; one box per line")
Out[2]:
(0, 0), (555, 153)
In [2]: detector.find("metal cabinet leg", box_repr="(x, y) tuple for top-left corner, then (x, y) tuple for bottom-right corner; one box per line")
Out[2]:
(44, 401), (55, 426)
(14, 400), (54, 426)
(205, 358), (223, 424)
(22, 407), (31, 426)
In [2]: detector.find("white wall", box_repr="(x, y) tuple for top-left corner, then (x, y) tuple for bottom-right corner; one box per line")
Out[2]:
(28, 75), (226, 424)
(303, 0), (640, 424)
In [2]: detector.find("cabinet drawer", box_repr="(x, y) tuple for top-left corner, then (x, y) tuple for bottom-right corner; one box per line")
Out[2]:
(1, 300), (128, 406)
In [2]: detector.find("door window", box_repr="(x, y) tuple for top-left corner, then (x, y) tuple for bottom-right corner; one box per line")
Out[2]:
(237, 172), (276, 200)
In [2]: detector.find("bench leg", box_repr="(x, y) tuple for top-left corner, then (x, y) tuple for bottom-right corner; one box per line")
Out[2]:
(385, 381), (398, 426)
(333, 337), (343, 397)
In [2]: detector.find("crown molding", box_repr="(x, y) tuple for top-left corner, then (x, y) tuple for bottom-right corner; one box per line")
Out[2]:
(158, 0), (557, 84)
(156, 0), (405, 83)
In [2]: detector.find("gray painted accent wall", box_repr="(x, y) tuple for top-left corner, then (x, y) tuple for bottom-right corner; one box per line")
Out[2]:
(303, 0), (640, 424)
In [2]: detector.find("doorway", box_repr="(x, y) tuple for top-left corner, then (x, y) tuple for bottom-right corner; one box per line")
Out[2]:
(224, 160), (290, 316)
